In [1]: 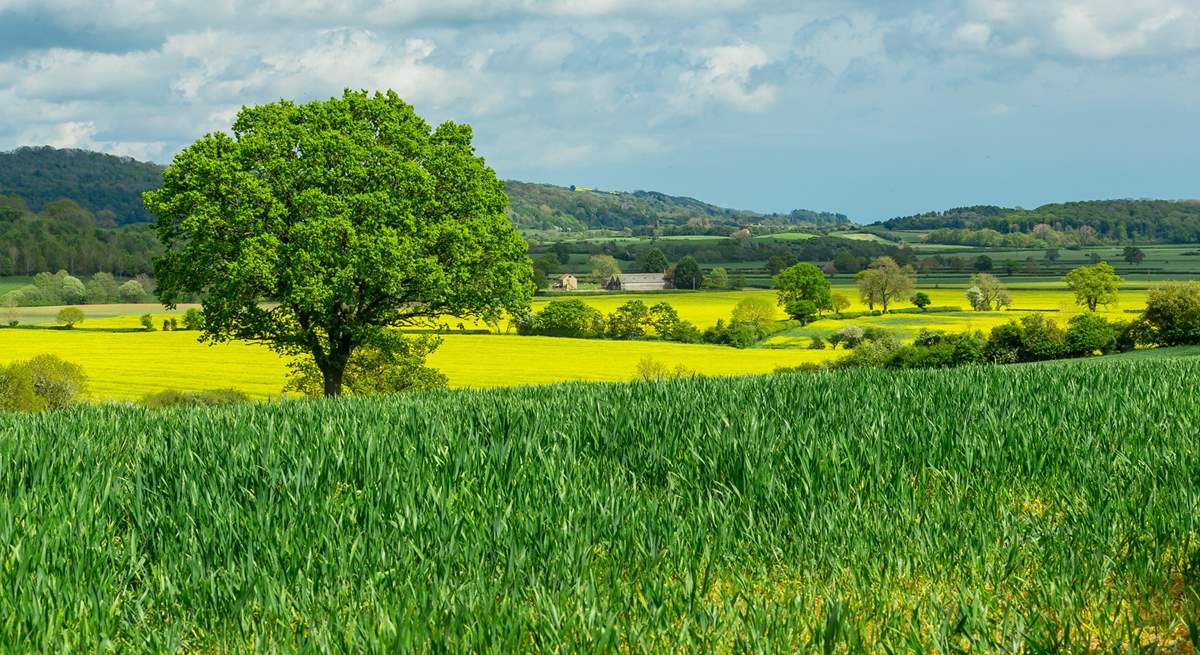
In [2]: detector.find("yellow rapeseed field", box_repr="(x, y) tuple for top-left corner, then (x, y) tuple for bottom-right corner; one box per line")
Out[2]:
(0, 328), (841, 401)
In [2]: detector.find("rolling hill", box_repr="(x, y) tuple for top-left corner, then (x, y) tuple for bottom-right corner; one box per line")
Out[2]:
(0, 146), (849, 235)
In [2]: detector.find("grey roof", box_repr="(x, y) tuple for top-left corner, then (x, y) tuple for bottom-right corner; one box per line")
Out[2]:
(615, 273), (666, 283)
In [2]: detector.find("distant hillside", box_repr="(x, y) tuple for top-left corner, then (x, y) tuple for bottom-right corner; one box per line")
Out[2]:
(505, 181), (850, 235)
(0, 147), (165, 225)
(877, 199), (1200, 245)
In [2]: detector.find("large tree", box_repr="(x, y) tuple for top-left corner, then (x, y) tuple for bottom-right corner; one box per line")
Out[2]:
(1064, 262), (1122, 311)
(855, 256), (915, 313)
(144, 90), (533, 396)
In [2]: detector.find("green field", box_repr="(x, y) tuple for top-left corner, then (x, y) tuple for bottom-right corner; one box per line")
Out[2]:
(2, 361), (1196, 650)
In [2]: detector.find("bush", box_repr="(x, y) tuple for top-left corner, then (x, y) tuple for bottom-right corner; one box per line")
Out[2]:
(1141, 282), (1200, 346)
(808, 335), (826, 350)
(520, 300), (604, 338)
(665, 319), (703, 344)
(141, 388), (252, 409)
(606, 300), (648, 340)
(830, 325), (865, 349)
(1065, 313), (1119, 357)
(0, 355), (88, 411)
(140, 314), (155, 331)
(182, 308), (205, 331)
(635, 357), (691, 381)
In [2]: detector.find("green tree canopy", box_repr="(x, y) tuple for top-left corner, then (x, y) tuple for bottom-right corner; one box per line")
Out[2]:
(672, 256), (702, 290)
(144, 90), (532, 396)
(855, 257), (916, 313)
(773, 263), (832, 319)
(589, 254), (621, 281)
(635, 247), (669, 273)
(1064, 262), (1122, 311)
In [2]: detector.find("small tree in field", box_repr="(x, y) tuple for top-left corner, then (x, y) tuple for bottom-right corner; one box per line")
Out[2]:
(774, 263), (831, 319)
(2, 293), (18, 326)
(831, 294), (851, 316)
(144, 90), (533, 396)
(56, 306), (84, 329)
(910, 292), (931, 311)
(855, 257), (915, 313)
(140, 314), (155, 331)
(1065, 262), (1122, 311)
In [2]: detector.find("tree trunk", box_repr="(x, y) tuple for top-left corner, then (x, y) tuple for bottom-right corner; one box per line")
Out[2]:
(322, 365), (345, 397)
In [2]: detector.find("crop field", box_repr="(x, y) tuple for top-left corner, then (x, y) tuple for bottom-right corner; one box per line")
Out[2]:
(2, 361), (1197, 650)
(0, 327), (840, 400)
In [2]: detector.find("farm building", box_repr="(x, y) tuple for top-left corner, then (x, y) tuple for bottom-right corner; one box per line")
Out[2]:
(603, 273), (671, 291)
(554, 274), (578, 290)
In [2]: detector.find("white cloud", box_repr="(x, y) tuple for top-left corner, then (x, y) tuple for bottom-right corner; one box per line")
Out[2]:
(677, 44), (778, 112)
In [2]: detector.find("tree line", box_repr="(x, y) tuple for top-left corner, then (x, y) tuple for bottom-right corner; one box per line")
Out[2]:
(0, 196), (160, 276)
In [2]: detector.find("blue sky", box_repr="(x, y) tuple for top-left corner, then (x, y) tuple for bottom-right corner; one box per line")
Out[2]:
(0, 1), (1197, 221)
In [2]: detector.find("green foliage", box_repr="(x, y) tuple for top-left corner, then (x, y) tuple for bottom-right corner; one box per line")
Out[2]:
(634, 247), (669, 273)
(517, 299), (604, 338)
(0, 146), (164, 223)
(0, 363), (1197, 648)
(140, 389), (251, 409)
(1064, 262), (1122, 311)
(118, 279), (149, 303)
(910, 291), (931, 311)
(504, 180), (849, 233)
(0, 197), (160, 277)
(774, 263), (831, 319)
(588, 254), (621, 281)
(56, 306), (84, 329)
(855, 257), (915, 312)
(145, 90), (532, 397)
(881, 199), (1200, 244)
(973, 255), (993, 272)
(285, 333), (448, 397)
(140, 314), (154, 331)
(730, 296), (775, 332)
(671, 256), (702, 290)
(965, 273), (1011, 311)
(0, 354), (88, 411)
(831, 293), (851, 316)
(2, 292), (18, 326)
(1141, 282), (1200, 346)
(703, 266), (729, 290)
(85, 272), (120, 303)
(605, 300), (649, 340)
(182, 308), (204, 331)
(1065, 313), (1121, 356)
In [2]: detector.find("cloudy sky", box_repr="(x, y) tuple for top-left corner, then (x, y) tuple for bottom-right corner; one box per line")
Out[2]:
(1, 1), (1197, 221)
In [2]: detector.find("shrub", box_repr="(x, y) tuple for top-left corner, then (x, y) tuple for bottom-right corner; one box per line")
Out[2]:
(831, 325), (865, 349)
(182, 308), (205, 331)
(0, 355), (88, 411)
(1141, 281), (1200, 346)
(522, 300), (604, 338)
(808, 335), (826, 350)
(56, 306), (85, 329)
(634, 357), (691, 381)
(141, 388), (251, 409)
(140, 314), (155, 331)
(665, 319), (703, 344)
(1065, 313), (1119, 356)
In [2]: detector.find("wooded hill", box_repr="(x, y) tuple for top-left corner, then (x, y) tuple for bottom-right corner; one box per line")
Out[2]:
(504, 181), (850, 234)
(0, 146), (848, 236)
(0, 147), (165, 224)
(876, 200), (1200, 245)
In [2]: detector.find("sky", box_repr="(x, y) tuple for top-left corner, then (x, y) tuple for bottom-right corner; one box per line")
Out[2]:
(0, 1), (1197, 222)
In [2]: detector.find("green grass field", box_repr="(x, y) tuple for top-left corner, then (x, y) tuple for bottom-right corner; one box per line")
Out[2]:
(2, 361), (1196, 650)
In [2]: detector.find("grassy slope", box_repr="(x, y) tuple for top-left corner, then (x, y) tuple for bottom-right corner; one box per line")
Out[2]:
(1, 362), (1196, 650)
